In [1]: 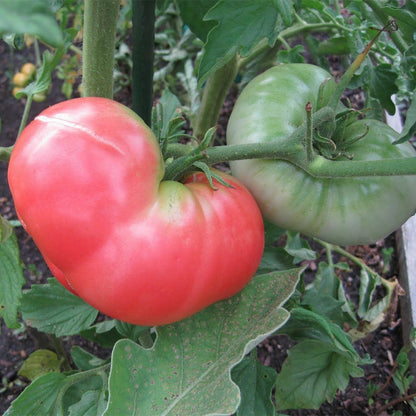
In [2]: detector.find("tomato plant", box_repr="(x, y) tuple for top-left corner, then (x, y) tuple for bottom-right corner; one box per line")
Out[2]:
(1, 0), (416, 415)
(8, 97), (264, 325)
(227, 63), (416, 246)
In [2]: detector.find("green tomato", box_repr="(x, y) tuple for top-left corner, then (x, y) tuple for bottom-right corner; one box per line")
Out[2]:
(227, 64), (416, 246)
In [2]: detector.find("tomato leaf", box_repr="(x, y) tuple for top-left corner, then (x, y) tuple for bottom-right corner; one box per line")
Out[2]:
(79, 320), (123, 349)
(104, 270), (301, 415)
(198, 0), (287, 86)
(368, 63), (398, 116)
(68, 390), (108, 416)
(280, 308), (357, 356)
(17, 48), (65, 99)
(0, 215), (13, 243)
(4, 366), (108, 415)
(394, 88), (416, 144)
(70, 346), (108, 371)
(20, 278), (98, 337)
(274, 339), (363, 410)
(232, 352), (277, 416)
(301, 262), (356, 327)
(0, 232), (25, 329)
(3, 372), (67, 416)
(0, 0), (63, 47)
(176, 0), (217, 42)
(284, 232), (316, 263)
(18, 349), (63, 381)
(257, 247), (298, 274)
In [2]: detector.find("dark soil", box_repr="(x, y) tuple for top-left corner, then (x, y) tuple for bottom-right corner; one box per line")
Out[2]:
(0, 41), (414, 416)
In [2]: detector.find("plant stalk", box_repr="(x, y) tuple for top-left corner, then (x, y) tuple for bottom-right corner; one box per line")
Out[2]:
(308, 155), (416, 178)
(82, 0), (120, 98)
(132, 0), (156, 126)
(193, 55), (238, 140)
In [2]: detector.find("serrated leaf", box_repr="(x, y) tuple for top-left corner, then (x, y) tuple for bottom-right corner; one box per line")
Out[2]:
(280, 307), (358, 357)
(232, 352), (277, 416)
(157, 89), (183, 139)
(369, 64), (398, 115)
(0, 232), (25, 329)
(19, 48), (64, 99)
(80, 320), (123, 349)
(198, 0), (283, 85)
(21, 278), (98, 337)
(257, 247), (296, 274)
(18, 349), (62, 381)
(272, 0), (293, 26)
(285, 232), (316, 263)
(5, 366), (108, 416)
(4, 372), (67, 416)
(104, 270), (300, 416)
(0, 0), (63, 47)
(0, 215), (13, 242)
(71, 346), (108, 371)
(115, 320), (149, 343)
(263, 220), (286, 247)
(176, 0), (217, 42)
(275, 339), (363, 410)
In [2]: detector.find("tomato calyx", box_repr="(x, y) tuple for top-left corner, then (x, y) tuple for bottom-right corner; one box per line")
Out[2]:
(313, 107), (370, 160)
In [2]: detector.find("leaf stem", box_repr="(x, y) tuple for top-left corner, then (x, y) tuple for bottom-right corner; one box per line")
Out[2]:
(17, 94), (33, 138)
(163, 107), (334, 181)
(50, 334), (72, 372)
(305, 102), (313, 161)
(82, 0), (120, 98)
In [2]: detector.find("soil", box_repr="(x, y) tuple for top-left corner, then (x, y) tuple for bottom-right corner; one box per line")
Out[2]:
(0, 41), (415, 416)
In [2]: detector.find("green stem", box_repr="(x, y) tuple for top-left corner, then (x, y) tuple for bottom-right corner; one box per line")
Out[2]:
(132, 0), (156, 126)
(193, 55), (238, 139)
(34, 38), (41, 66)
(164, 107), (334, 180)
(328, 19), (396, 110)
(314, 238), (378, 278)
(82, 0), (120, 98)
(308, 155), (416, 177)
(305, 102), (313, 161)
(69, 44), (83, 57)
(50, 334), (72, 372)
(0, 146), (13, 162)
(163, 102), (416, 181)
(17, 94), (33, 138)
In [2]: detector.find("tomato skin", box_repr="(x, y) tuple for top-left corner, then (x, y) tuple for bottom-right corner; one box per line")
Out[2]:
(227, 64), (416, 246)
(8, 97), (264, 325)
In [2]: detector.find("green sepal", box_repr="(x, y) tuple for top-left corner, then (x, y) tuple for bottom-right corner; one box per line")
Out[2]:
(192, 161), (234, 190)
